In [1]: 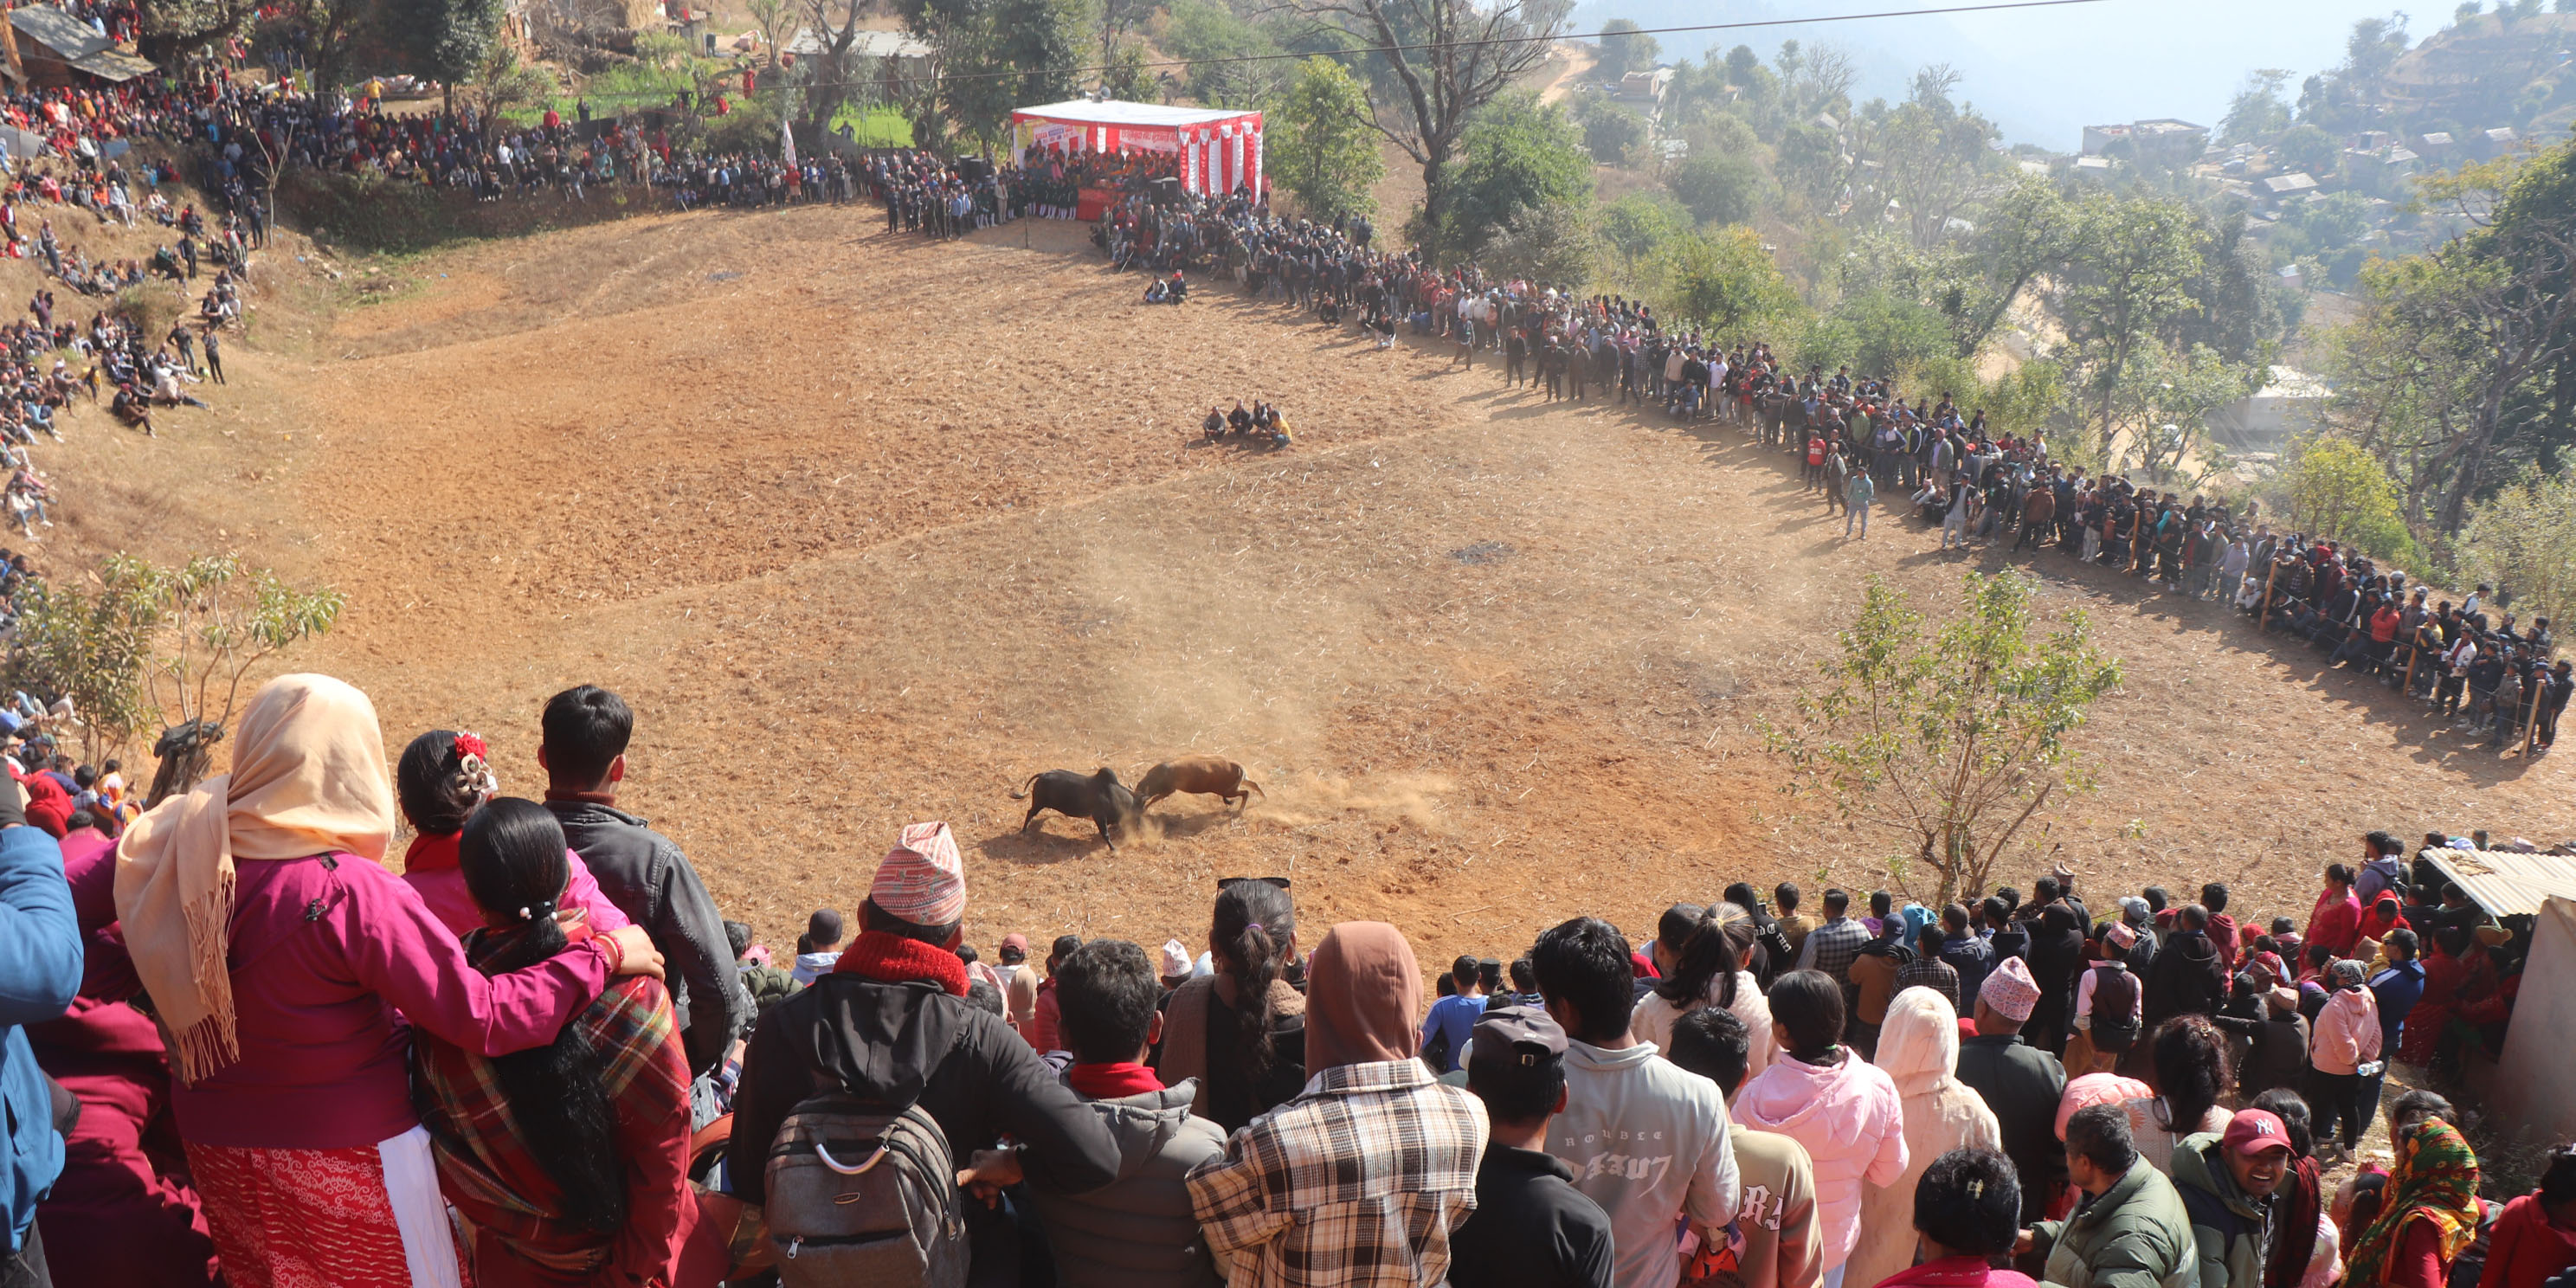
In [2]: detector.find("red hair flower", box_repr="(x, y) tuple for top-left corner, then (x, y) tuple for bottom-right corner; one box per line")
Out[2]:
(453, 731), (488, 761)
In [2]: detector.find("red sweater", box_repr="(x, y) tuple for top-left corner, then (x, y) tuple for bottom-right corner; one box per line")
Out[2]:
(2486, 1195), (2576, 1288)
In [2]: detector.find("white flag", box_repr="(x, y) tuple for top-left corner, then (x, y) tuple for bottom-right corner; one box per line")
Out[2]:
(781, 113), (797, 168)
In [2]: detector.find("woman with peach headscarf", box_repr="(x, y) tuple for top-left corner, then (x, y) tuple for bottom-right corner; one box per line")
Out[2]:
(108, 674), (663, 1288)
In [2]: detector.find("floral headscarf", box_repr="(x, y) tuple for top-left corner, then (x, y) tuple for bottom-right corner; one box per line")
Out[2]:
(2341, 1117), (2482, 1288)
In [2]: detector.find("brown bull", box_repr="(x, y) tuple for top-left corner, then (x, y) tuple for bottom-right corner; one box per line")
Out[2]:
(1134, 756), (1265, 814)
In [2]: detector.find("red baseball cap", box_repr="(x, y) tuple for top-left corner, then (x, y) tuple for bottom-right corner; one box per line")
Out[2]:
(2224, 1109), (2293, 1156)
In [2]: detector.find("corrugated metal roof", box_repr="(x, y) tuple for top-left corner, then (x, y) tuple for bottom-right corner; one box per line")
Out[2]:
(2423, 847), (2576, 919)
(7, 6), (154, 78)
(68, 48), (151, 81)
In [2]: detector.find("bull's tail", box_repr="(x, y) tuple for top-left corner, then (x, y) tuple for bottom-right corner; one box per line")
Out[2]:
(1008, 773), (1039, 800)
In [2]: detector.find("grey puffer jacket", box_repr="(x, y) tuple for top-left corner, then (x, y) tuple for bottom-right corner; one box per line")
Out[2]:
(1024, 1075), (1227, 1288)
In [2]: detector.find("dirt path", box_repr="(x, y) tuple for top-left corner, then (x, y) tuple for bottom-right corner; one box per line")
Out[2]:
(1541, 41), (1599, 104)
(43, 205), (2572, 961)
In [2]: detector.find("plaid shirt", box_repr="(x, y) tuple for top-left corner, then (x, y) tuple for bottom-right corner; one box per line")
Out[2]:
(1893, 953), (1961, 1010)
(1188, 1058), (1490, 1288)
(1795, 916), (1871, 988)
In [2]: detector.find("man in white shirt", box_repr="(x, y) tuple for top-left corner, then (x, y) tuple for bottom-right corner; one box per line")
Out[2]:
(1534, 916), (1740, 1288)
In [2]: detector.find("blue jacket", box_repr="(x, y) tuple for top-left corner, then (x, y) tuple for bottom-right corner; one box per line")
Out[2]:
(0, 823), (78, 1252)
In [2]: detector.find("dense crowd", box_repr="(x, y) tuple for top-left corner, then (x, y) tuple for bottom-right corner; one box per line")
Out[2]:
(0, 670), (2568, 1288)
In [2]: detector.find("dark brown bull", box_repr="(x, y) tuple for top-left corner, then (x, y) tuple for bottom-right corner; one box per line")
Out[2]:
(1010, 768), (1141, 850)
(1133, 756), (1265, 814)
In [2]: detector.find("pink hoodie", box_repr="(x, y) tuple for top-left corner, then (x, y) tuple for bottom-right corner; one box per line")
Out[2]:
(1734, 1046), (1908, 1269)
(2309, 985), (2382, 1075)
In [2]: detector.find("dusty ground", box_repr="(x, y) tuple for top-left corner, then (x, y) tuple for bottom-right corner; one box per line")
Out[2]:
(38, 201), (2574, 968)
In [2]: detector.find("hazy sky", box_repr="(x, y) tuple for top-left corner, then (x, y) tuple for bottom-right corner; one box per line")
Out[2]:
(1577, 0), (2425, 147)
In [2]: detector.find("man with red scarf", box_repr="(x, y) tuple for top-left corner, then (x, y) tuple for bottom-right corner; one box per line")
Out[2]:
(724, 821), (1119, 1281)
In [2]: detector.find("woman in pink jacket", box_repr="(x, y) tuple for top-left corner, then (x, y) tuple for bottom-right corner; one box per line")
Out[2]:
(110, 675), (666, 1288)
(2307, 958), (2382, 1158)
(1737, 969), (1909, 1288)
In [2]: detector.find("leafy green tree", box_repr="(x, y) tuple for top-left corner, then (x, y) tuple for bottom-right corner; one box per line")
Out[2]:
(2272, 124), (2340, 176)
(3, 564), (158, 766)
(1573, 94), (1647, 165)
(1439, 94), (1591, 259)
(1949, 175), (2078, 357)
(1484, 202), (1598, 288)
(1271, 57), (1383, 223)
(383, 0), (502, 89)
(1762, 570), (2123, 904)
(1276, 0), (1565, 263)
(2219, 69), (2293, 145)
(1599, 192), (1690, 274)
(1669, 151), (1761, 226)
(2064, 193), (2206, 460)
(2283, 435), (2421, 566)
(892, 0), (1080, 151)
(2272, 190), (2375, 286)
(1594, 18), (1658, 82)
(1819, 292), (1954, 378)
(1157, 0), (1287, 107)
(2459, 470), (2576, 626)
(1774, 119), (1845, 215)
(1657, 225), (1796, 335)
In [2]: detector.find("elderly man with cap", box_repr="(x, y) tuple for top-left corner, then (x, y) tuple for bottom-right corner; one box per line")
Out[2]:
(1955, 956), (2070, 1225)
(725, 822), (1120, 1284)
(1188, 921), (1490, 1288)
(2172, 1109), (2296, 1288)
(1450, 1007), (1616, 1288)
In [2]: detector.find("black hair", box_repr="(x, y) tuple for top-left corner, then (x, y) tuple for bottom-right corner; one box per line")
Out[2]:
(452, 798), (625, 1234)
(1653, 904), (1746, 1012)
(2391, 1089), (2455, 1134)
(2270, 917), (2296, 936)
(1055, 939), (1161, 1065)
(2251, 1088), (2315, 1159)
(1995, 886), (2022, 911)
(1723, 882), (1761, 916)
(2367, 830), (2403, 856)
(1822, 888), (1851, 915)
(2065, 1102), (2140, 1175)
(2349, 1171), (2390, 1230)
(1914, 1149), (2023, 1257)
(1213, 879), (1296, 1077)
(1658, 903), (1705, 952)
(1774, 882), (1800, 911)
(723, 919), (752, 960)
(1665, 1005), (1751, 1095)
(396, 730), (486, 835)
(2201, 882), (2230, 913)
(1769, 970), (1847, 1061)
(2143, 886), (2170, 912)
(2035, 875), (2062, 905)
(64, 808), (100, 833)
(1917, 924), (1946, 954)
(2306, 943), (2334, 969)
(1451, 954), (1480, 987)
(1467, 1033), (1567, 1124)
(2435, 925), (2470, 957)
(956, 943), (980, 965)
(2385, 928), (2418, 960)
(1530, 917), (1637, 1045)
(965, 980), (1005, 1016)
(860, 898), (960, 947)
(539, 685), (633, 788)
(2180, 903), (2210, 931)
(1051, 934), (1084, 963)
(1870, 889), (1893, 918)
(2536, 1144), (2576, 1207)
(1942, 903), (1969, 931)
(1478, 958), (1504, 994)
(2325, 863), (2354, 887)
(2148, 1015), (2232, 1134)
(72, 764), (92, 789)
(1509, 957), (1536, 993)
(1979, 896), (2008, 926)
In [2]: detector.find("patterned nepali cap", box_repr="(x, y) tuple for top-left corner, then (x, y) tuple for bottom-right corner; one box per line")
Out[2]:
(871, 821), (967, 927)
(1980, 954), (2042, 1022)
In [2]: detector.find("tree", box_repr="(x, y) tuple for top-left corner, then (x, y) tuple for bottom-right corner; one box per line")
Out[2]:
(138, 557), (344, 805)
(3, 567), (159, 766)
(1594, 17), (1657, 83)
(138, 0), (264, 66)
(1763, 571), (2122, 905)
(386, 0), (505, 90)
(1272, 0), (1568, 263)
(891, 0), (1079, 151)
(1159, 0), (1290, 107)
(2063, 193), (2206, 460)
(1484, 201), (1597, 287)
(1572, 94), (1646, 165)
(2330, 145), (2576, 536)
(1658, 225), (1794, 335)
(2110, 341), (2262, 481)
(1949, 175), (2078, 357)
(1271, 56), (1383, 222)
(2219, 69), (2293, 145)
(2459, 470), (2576, 624)
(745, 0), (790, 65)
(1846, 65), (2002, 249)
(1438, 93), (1590, 258)
(2281, 435), (2420, 566)
(1600, 191), (1689, 276)
(2273, 124), (2340, 176)
(1669, 151), (1761, 226)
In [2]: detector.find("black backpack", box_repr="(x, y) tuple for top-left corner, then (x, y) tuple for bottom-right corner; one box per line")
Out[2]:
(2089, 965), (2141, 1052)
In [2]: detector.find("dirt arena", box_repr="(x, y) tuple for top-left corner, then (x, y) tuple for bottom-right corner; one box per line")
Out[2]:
(42, 203), (2575, 960)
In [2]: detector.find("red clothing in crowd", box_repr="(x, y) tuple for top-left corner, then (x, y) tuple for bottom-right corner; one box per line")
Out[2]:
(2484, 1195), (2576, 1288)
(396, 830), (633, 940)
(2306, 888), (2362, 957)
(1868, 1253), (2040, 1288)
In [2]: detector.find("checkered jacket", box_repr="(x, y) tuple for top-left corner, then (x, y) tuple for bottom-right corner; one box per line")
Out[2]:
(1187, 1058), (1491, 1288)
(1893, 953), (1961, 1011)
(1796, 916), (1872, 987)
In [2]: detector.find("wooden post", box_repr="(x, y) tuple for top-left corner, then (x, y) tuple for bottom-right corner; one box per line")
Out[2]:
(2402, 641), (2420, 696)
(2258, 558), (2281, 631)
(2525, 679), (2546, 756)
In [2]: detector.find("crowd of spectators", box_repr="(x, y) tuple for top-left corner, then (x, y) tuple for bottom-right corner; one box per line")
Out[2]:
(1, 673), (2566, 1288)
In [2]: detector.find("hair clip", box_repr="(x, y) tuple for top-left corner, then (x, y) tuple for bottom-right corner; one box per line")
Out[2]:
(1967, 1179), (1984, 1200)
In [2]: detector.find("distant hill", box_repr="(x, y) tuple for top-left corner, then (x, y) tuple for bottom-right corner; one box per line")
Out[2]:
(2378, 10), (2576, 136)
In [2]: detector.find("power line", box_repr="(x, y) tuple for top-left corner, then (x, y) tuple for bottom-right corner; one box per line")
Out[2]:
(530, 0), (2109, 102)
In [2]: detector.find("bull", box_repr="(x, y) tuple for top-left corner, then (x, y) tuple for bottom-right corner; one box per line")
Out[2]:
(1010, 768), (1142, 850)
